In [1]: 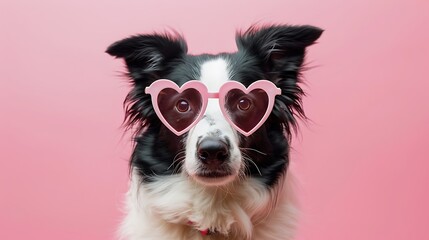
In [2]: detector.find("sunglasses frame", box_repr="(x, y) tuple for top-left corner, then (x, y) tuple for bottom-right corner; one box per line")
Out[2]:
(145, 79), (281, 136)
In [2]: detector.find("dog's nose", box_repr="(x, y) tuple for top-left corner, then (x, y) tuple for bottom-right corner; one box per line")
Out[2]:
(197, 137), (229, 167)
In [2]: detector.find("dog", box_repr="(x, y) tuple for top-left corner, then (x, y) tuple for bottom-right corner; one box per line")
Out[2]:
(106, 24), (323, 240)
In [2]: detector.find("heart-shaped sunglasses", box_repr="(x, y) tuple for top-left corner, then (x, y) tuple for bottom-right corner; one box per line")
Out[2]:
(145, 80), (281, 136)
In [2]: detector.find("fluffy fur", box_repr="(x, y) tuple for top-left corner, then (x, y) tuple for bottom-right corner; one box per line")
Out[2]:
(106, 24), (323, 240)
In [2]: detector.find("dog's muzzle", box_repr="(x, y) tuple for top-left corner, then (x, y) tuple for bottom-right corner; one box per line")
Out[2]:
(194, 136), (234, 178)
(197, 137), (230, 169)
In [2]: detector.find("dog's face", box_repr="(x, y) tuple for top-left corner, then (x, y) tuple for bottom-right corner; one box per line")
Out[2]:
(107, 25), (322, 187)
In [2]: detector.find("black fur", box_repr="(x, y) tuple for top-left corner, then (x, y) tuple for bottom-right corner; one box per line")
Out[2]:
(107, 25), (323, 186)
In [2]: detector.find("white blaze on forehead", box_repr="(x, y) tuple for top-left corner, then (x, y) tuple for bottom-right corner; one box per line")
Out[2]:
(199, 58), (230, 92)
(184, 57), (241, 185)
(198, 58), (230, 119)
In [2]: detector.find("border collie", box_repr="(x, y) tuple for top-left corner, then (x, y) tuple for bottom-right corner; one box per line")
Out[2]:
(106, 24), (323, 240)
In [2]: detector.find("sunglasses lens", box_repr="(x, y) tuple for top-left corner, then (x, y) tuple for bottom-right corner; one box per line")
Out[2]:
(157, 88), (203, 132)
(224, 89), (269, 132)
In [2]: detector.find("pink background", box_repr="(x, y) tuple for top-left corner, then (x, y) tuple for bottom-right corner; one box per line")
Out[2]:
(1, 0), (428, 239)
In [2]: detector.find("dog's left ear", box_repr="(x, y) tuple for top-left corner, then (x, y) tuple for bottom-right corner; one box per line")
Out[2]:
(236, 25), (323, 134)
(236, 24), (323, 80)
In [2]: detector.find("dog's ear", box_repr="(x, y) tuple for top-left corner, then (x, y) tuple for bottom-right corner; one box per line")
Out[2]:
(106, 33), (188, 84)
(106, 33), (188, 132)
(236, 24), (322, 79)
(236, 25), (323, 134)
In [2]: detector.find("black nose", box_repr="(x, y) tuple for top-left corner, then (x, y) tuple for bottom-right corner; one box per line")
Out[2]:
(197, 137), (230, 168)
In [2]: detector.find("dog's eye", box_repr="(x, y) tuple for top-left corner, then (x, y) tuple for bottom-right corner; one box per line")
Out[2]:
(237, 97), (252, 111)
(176, 99), (190, 112)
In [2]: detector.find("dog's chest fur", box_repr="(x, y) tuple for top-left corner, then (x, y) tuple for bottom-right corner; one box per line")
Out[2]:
(119, 171), (297, 240)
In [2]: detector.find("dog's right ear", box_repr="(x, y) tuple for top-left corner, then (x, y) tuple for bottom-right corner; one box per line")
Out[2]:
(106, 33), (187, 131)
(106, 33), (188, 84)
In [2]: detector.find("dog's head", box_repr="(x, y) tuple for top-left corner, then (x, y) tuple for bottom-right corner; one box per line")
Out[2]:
(107, 25), (322, 187)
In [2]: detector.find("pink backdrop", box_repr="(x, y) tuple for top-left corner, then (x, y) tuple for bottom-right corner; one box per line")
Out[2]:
(1, 0), (428, 239)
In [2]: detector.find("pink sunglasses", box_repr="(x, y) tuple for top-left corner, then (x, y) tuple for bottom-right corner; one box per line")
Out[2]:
(145, 79), (281, 136)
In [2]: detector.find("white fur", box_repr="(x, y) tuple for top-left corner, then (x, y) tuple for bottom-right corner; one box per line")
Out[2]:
(119, 170), (297, 240)
(199, 58), (230, 92)
(185, 58), (240, 186)
(119, 58), (298, 239)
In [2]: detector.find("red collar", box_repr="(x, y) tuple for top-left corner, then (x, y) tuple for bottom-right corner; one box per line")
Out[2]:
(187, 221), (211, 236)
(200, 229), (210, 236)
